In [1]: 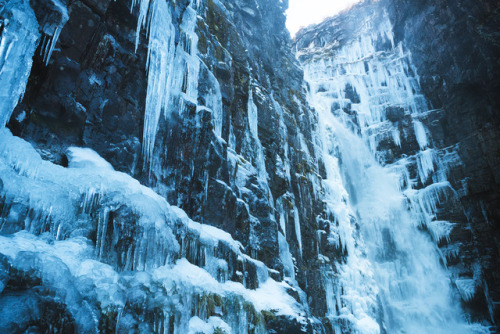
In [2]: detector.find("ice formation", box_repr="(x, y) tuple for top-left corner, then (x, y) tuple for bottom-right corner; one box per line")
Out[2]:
(0, 2), (310, 330)
(0, 128), (306, 332)
(38, 0), (69, 64)
(133, 0), (177, 166)
(0, 0), (493, 332)
(132, 0), (210, 169)
(0, 0), (40, 128)
(300, 8), (488, 334)
(0, 0), (68, 127)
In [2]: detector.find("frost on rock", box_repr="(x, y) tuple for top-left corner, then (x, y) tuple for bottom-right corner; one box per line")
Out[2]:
(0, 0), (40, 127)
(0, 128), (307, 332)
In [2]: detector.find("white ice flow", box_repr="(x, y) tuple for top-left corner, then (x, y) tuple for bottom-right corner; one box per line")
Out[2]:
(301, 8), (490, 334)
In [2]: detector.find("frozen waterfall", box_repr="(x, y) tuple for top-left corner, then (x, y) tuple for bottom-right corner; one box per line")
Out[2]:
(301, 9), (489, 334)
(0, 0), (495, 332)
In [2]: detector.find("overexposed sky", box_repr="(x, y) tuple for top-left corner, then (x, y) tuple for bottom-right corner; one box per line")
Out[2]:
(286, 0), (361, 36)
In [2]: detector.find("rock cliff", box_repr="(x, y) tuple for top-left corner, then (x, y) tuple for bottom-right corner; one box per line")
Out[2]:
(0, 0), (498, 332)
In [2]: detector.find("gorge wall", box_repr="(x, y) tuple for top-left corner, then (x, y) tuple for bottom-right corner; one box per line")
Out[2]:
(0, 0), (498, 333)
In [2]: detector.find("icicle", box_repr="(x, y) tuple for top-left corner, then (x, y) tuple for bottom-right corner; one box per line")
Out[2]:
(247, 86), (273, 205)
(413, 120), (428, 149)
(427, 220), (455, 243)
(392, 128), (401, 147)
(41, 0), (69, 64)
(0, 0), (40, 127)
(134, 0), (176, 167)
(293, 206), (302, 257)
(417, 148), (435, 184)
(133, 0), (201, 170)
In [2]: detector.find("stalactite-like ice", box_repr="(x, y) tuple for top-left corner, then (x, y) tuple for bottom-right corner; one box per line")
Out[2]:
(133, 0), (176, 166)
(0, 0), (40, 128)
(38, 0), (69, 64)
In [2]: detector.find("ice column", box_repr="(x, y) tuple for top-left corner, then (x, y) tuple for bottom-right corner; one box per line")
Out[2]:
(133, 0), (203, 168)
(133, 0), (176, 165)
(0, 0), (40, 127)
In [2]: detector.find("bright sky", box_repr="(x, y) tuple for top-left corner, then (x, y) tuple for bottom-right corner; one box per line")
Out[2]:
(286, 0), (361, 36)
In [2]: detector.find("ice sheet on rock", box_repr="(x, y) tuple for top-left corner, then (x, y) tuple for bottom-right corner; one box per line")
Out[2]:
(0, 128), (182, 265)
(0, 129), (266, 275)
(67, 147), (114, 170)
(0, 233), (273, 334)
(182, 213), (243, 253)
(133, 0), (202, 169)
(0, 233), (100, 333)
(0, 129), (309, 331)
(188, 316), (231, 334)
(0, 0), (40, 127)
(0, 127), (296, 281)
(154, 258), (304, 318)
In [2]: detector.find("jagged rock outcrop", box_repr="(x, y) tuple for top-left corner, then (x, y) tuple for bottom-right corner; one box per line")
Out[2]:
(384, 0), (500, 324)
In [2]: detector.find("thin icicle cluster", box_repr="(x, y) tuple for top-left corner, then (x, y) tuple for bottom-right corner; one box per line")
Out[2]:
(132, 0), (176, 166)
(38, 0), (69, 65)
(131, 0), (214, 170)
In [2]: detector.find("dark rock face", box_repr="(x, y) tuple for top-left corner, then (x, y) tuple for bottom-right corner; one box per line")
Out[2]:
(10, 0), (146, 173)
(383, 0), (500, 324)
